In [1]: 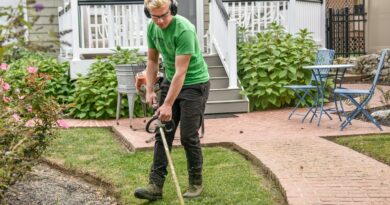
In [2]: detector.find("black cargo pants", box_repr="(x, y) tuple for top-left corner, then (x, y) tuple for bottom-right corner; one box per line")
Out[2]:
(149, 79), (210, 188)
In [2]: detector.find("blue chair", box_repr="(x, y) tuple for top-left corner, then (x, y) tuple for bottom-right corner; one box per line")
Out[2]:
(285, 49), (335, 123)
(334, 49), (388, 131)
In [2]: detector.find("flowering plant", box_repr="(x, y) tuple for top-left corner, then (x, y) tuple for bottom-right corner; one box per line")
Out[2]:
(0, 62), (67, 200)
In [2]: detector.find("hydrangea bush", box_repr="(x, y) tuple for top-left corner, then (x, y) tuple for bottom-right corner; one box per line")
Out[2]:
(68, 47), (148, 119)
(237, 23), (318, 110)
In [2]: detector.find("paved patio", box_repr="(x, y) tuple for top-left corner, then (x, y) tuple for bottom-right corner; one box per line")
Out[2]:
(65, 84), (390, 205)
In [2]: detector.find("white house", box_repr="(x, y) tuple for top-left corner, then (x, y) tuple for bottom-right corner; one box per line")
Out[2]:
(57, 0), (325, 114)
(2, 0), (326, 114)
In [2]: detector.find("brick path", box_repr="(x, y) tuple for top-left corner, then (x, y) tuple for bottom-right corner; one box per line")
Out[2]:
(65, 84), (390, 205)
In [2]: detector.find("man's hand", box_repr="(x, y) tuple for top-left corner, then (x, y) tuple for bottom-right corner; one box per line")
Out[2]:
(146, 90), (158, 107)
(145, 48), (159, 107)
(156, 103), (172, 122)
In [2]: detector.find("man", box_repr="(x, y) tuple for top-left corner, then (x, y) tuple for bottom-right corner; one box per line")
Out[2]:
(134, 0), (210, 201)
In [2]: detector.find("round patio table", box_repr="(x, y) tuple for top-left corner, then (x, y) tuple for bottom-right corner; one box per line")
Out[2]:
(303, 64), (355, 126)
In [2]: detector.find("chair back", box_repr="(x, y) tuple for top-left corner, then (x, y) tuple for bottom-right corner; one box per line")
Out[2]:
(310, 49), (335, 82)
(369, 49), (388, 94)
(315, 49), (335, 65)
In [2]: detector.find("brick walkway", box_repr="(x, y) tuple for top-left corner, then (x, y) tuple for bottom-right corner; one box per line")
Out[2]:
(65, 84), (390, 205)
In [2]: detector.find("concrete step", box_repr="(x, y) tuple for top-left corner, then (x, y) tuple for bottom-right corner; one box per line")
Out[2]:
(205, 99), (249, 114)
(204, 54), (223, 67)
(210, 77), (229, 89)
(208, 66), (227, 77)
(208, 88), (243, 101)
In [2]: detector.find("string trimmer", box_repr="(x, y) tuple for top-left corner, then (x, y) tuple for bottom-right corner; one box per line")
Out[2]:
(146, 105), (185, 205)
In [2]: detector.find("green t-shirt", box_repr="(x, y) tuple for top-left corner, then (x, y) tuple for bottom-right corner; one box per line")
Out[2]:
(147, 15), (209, 85)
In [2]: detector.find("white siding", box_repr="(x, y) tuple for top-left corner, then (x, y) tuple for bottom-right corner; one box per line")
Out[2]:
(0, 0), (23, 25)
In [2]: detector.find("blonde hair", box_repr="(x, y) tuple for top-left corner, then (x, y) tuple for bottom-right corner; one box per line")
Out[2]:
(144, 0), (171, 9)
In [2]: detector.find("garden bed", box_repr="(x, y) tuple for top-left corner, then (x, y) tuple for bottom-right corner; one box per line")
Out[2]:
(4, 163), (117, 205)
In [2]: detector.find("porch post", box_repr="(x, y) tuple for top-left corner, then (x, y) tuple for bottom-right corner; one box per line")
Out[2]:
(71, 0), (80, 60)
(227, 19), (238, 89)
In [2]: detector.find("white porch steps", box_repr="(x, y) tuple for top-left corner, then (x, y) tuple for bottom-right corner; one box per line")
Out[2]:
(204, 55), (249, 114)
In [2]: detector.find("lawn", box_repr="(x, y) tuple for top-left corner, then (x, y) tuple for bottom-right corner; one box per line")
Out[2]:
(44, 128), (286, 205)
(334, 134), (390, 165)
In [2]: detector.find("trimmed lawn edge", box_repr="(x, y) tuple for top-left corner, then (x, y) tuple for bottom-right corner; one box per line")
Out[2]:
(203, 142), (288, 205)
(321, 132), (390, 166)
(111, 126), (288, 205)
(39, 126), (288, 205)
(40, 157), (121, 201)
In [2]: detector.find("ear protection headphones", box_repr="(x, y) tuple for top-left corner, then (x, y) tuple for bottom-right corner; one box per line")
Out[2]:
(144, 0), (178, 18)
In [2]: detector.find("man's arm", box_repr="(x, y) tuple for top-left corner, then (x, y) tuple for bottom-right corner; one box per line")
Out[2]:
(146, 48), (159, 105)
(158, 54), (191, 121)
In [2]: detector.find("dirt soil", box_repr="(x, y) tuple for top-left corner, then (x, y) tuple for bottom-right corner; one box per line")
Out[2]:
(4, 163), (117, 205)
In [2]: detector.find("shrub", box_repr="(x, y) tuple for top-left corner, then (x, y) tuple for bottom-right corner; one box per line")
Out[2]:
(3, 50), (73, 105)
(0, 3), (66, 201)
(68, 47), (147, 119)
(0, 62), (63, 200)
(237, 23), (318, 110)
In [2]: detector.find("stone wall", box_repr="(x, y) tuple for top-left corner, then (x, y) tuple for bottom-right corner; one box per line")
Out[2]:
(334, 51), (390, 84)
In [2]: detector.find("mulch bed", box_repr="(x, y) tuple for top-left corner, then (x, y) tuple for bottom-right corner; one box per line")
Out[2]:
(4, 164), (118, 205)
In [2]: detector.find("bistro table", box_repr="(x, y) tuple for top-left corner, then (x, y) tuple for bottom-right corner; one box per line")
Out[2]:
(303, 64), (355, 126)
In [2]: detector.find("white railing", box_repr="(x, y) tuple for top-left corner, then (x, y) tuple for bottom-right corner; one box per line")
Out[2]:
(223, 1), (288, 36)
(79, 4), (148, 54)
(210, 0), (238, 89)
(58, 0), (147, 61)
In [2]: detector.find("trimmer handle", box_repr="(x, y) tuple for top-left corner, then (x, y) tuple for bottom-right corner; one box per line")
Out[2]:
(145, 104), (175, 134)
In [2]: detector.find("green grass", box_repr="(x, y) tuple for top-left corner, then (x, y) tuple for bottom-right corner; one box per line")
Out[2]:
(44, 128), (285, 205)
(334, 134), (390, 165)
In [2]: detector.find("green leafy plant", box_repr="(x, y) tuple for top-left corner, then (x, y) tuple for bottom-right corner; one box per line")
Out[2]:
(0, 62), (63, 200)
(68, 47), (147, 119)
(237, 23), (319, 110)
(3, 50), (73, 105)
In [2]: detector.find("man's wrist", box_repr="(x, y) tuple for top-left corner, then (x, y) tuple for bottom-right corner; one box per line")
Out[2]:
(163, 100), (173, 107)
(146, 84), (154, 92)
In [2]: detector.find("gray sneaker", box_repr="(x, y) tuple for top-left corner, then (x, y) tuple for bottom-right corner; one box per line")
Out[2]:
(134, 184), (162, 201)
(183, 184), (203, 198)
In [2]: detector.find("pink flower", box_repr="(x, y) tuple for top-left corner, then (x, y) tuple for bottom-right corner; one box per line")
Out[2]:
(3, 82), (10, 91)
(27, 66), (38, 74)
(27, 105), (33, 112)
(3, 96), (11, 103)
(12, 114), (21, 122)
(25, 120), (35, 127)
(0, 63), (8, 71)
(56, 119), (69, 129)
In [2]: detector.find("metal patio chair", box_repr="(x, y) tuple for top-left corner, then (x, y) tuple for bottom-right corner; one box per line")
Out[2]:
(285, 49), (335, 122)
(334, 49), (388, 131)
